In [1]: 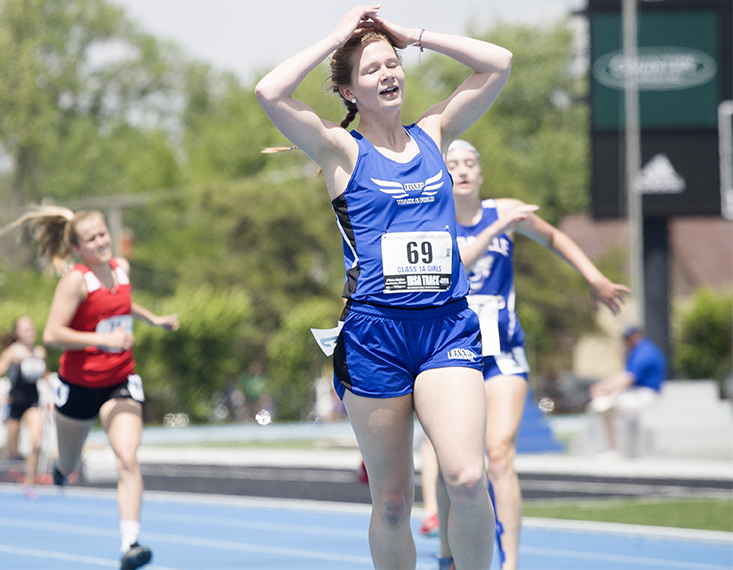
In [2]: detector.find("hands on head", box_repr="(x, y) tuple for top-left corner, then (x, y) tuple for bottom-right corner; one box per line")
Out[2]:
(332, 5), (417, 49)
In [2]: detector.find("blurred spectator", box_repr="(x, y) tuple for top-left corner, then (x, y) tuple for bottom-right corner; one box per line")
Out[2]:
(312, 374), (346, 422)
(588, 326), (667, 454)
(237, 361), (269, 421)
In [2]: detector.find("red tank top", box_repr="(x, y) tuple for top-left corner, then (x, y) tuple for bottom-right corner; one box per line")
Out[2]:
(59, 260), (135, 387)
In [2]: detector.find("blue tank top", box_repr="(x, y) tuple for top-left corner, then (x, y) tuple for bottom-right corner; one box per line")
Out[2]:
(456, 199), (525, 350)
(332, 124), (468, 307)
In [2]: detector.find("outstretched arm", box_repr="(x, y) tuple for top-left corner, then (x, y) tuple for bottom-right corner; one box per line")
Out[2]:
(512, 204), (630, 314)
(132, 303), (179, 331)
(115, 259), (178, 331)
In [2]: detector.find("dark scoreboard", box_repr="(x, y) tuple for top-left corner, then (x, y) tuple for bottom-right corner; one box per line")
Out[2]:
(587, 0), (733, 218)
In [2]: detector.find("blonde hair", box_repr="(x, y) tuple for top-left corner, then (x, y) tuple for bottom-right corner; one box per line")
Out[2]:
(261, 30), (399, 156)
(2, 207), (104, 273)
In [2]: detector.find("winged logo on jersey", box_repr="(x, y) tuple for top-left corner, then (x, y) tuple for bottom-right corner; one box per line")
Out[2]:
(371, 170), (444, 199)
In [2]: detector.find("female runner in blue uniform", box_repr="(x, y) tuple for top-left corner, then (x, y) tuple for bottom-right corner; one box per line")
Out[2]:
(428, 139), (630, 570)
(256, 7), (512, 569)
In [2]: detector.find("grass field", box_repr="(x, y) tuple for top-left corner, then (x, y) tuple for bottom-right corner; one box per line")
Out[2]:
(523, 497), (733, 533)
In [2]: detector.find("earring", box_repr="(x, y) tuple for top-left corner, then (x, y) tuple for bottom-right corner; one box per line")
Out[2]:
(351, 98), (356, 104)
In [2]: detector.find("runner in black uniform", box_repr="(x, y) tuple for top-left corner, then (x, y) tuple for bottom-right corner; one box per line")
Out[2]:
(0, 316), (48, 499)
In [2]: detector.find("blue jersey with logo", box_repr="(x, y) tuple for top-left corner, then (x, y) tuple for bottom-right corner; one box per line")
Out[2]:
(456, 199), (525, 350)
(332, 124), (469, 307)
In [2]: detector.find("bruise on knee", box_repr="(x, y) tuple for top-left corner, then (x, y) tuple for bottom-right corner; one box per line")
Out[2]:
(374, 489), (412, 526)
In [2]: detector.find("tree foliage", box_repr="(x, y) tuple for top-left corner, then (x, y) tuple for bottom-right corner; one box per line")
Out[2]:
(0, 0), (181, 208)
(0, 6), (631, 420)
(674, 288), (733, 383)
(408, 21), (589, 224)
(266, 298), (343, 421)
(132, 285), (252, 423)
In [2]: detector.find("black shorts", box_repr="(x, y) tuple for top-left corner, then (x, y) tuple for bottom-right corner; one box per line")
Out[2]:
(8, 396), (38, 420)
(53, 374), (145, 420)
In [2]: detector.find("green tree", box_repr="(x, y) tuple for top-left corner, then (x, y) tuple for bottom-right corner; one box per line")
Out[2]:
(674, 288), (733, 384)
(132, 285), (252, 423)
(409, 20), (588, 223)
(0, 266), (57, 357)
(266, 298), (342, 421)
(1, 14), (607, 421)
(0, 0), (181, 209)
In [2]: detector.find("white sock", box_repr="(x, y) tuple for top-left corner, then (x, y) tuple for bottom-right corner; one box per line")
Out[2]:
(120, 520), (140, 554)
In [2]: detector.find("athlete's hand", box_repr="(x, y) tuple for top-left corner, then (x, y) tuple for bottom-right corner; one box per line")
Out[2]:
(496, 203), (539, 235)
(588, 277), (630, 315)
(154, 313), (179, 331)
(331, 5), (381, 46)
(370, 13), (418, 49)
(104, 326), (135, 351)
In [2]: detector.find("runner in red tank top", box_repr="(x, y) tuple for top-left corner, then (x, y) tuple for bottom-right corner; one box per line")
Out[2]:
(58, 259), (136, 388)
(8, 208), (178, 570)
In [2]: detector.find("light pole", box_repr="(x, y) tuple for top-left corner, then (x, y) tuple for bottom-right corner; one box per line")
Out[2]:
(623, 0), (644, 326)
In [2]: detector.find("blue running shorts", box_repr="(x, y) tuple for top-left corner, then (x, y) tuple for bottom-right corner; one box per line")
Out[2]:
(333, 298), (483, 399)
(482, 346), (530, 381)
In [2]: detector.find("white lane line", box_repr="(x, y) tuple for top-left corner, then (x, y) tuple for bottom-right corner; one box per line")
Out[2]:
(143, 530), (373, 565)
(0, 517), (373, 566)
(0, 516), (117, 537)
(0, 483), (375, 516)
(0, 543), (183, 570)
(0, 502), (366, 539)
(521, 546), (733, 570)
(0, 544), (117, 567)
(142, 511), (365, 538)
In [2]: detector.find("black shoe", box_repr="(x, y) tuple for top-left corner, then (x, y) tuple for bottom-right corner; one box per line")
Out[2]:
(121, 543), (152, 569)
(52, 465), (67, 487)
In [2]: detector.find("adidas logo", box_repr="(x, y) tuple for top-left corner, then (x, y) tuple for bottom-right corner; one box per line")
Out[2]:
(634, 154), (685, 194)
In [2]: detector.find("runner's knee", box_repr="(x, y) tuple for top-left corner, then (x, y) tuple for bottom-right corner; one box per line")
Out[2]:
(443, 462), (486, 504)
(115, 448), (140, 476)
(373, 488), (412, 526)
(487, 440), (515, 479)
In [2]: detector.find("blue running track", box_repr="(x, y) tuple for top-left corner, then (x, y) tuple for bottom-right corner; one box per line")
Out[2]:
(1, 485), (731, 569)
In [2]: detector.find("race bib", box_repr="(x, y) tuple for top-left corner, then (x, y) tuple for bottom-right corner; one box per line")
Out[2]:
(311, 322), (344, 357)
(53, 376), (70, 408)
(467, 295), (502, 356)
(19, 358), (46, 383)
(96, 315), (133, 353)
(126, 374), (145, 402)
(381, 231), (452, 293)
